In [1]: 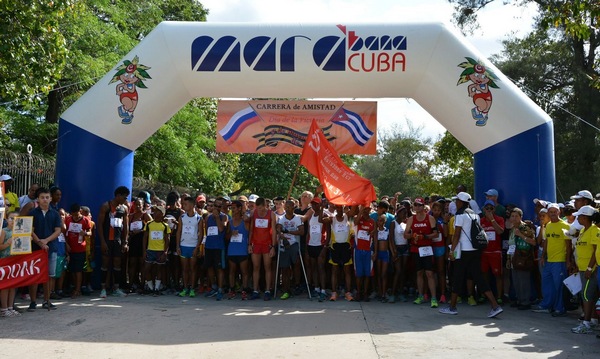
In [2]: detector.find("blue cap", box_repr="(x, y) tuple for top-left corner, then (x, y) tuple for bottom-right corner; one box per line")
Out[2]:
(482, 199), (495, 208)
(484, 189), (498, 197)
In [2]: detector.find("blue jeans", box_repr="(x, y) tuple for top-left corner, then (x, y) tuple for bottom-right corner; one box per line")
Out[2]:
(539, 261), (566, 313)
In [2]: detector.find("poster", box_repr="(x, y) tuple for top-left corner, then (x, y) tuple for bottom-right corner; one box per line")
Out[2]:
(217, 100), (377, 154)
(10, 216), (33, 255)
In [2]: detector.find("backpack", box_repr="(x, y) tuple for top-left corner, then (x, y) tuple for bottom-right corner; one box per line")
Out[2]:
(462, 210), (488, 250)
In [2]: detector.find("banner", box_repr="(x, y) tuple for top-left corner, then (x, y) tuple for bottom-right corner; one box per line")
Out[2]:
(0, 250), (48, 290)
(300, 120), (377, 206)
(217, 100), (377, 154)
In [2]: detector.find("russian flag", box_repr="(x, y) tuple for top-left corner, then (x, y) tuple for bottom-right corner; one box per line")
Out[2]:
(219, 106), (260, 144)
(331, 107), (374, 146)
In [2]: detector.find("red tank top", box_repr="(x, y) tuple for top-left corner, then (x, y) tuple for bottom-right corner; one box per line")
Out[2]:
(355, 217), (375, 251)
(251, 209), (272, 245)
(410, 214), (433, 252)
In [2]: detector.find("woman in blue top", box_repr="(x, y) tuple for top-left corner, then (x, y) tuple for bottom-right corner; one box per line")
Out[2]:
(226, 200), (250, 300)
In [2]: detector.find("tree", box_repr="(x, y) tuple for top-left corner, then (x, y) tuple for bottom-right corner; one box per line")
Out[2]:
(357, 121), (432, 198)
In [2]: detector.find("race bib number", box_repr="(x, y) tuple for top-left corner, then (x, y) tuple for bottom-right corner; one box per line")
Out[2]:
(110, 217), (123, 228)
(183, 225), (194, 236)
(130, 221), (143, 231)
(334, 223), (347, 233)
(58, 233), (66, 243)
(255, 218), (268, 229)
(357, 230), (370, 241)
(486, 231), (496, 241)
(310, 224), (322, 235)
(150, 230), (163, 240)
(207, 226), (218, 236)
(378, 230), (389, 241)
(418, 246), (433, 257)
(502, 240), (509, 250)
(433, 233), (443, 243)
(507, 244), (516, 255)
(231, 233), (243, 243)
(69, 222), (83, 233)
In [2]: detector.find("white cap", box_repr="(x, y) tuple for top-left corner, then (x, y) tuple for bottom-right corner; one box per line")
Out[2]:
(248, 194), (259, 202)
(456, 192), (471, 202)
(571, 190), (593, 200)
(573, 205), (597, 217)
(547, 203), (560, 210)
(0, 174), (12, 181)
(533, 198), (548, 208)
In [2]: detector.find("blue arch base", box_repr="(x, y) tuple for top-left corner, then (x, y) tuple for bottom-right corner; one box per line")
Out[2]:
(474, 122), (555, 220)
(56, 119), (133, 289)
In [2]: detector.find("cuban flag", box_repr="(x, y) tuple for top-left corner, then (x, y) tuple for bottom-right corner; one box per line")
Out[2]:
(331, 107), (374, 146)
(219, 106), (260, 144)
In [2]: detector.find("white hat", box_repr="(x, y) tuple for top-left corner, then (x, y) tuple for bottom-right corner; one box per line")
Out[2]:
(571, 190), (593, 200)
(573, 205), (597, 217)
(456, 192), (471, 202)
(533, 198), (548, 207)
(248, 194), (259, 202)
(547, 203), (560, 210)
(0, 174), (12, 181)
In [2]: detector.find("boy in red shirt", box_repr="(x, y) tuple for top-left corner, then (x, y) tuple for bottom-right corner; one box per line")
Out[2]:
(65, 203), (92, 298)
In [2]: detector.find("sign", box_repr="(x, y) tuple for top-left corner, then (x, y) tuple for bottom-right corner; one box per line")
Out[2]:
(300, 120), (377, 206)
(217, 100), (377, 154)
(0, 250), (48, 290)
(10, 216), (33, 255)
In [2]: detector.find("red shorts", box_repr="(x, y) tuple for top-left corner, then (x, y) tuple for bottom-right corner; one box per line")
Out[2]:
(252, 242), (271, 254)
(481, 251), (502, 275)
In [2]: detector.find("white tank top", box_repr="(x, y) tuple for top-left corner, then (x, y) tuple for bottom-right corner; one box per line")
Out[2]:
(180, 212), (201, 247)
(332, 214), (350, 244)
(308, 214), (323, 246)
(393, 221), (407, 245)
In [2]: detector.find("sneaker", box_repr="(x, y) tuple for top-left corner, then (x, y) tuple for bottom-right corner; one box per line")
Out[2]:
(531, 305), (551, 314)
(216, 291), (223, 301)
(551, 311), (567, 317)
(227, 290), (236, 300)
(431, 298), (439, 308)
(189, 289), (196, 298)
(439, 306), (458, 315)
(8, 309), (21, 317)
(388, 295), (395, 303)
(50, 292), (62, 300)
(264, 291), (272, 301)
(423, 294), (430, 302)
(21, 293), (31, 301)
(205, 288), (218, 298)
(250, 291), (260, 300)
(178, 288), (189, 297)
(487, 306), (504, 318)
(467, 296), (477, 306)
(496, 297), (503, 305)
(112, 288), (127, 297)
(42, 302), (57, 310)
(281, 292), (291, 300)
(329, 292), (337, 301)
(241, 291), (248, 300)
(477, 296), (485, 303)
(100, 289), (107, 298)
(413, 296), (425, 305)
(439, 294), (447, 304)
(572, 323), (594, 334)
(318, 292), (326, 302)
(456, 297), (463, 304)
(27, 302), (37, 312)
(345, 292), (354, 302)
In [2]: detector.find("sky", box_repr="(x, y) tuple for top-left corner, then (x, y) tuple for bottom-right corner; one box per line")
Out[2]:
(200, 0), (538, 139)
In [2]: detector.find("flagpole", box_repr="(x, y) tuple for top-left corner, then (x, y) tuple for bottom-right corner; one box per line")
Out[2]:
(286, 160), (301, 199)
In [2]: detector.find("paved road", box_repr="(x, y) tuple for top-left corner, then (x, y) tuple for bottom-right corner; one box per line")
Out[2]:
(1, 293), (599, 358)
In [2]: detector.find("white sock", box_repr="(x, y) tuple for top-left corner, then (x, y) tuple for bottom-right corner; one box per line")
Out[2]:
(591, 318), (598, 325)
(146, 280), (154, 290)
(321, 289), (327, 294)
(582, 320), (591, 328)
(155, 280), (162, 290)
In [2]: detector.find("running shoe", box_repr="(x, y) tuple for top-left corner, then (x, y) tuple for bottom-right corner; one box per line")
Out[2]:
(100, 289), (107, 298)
(178, 288), (189, 297)
(345, 292), (354, 302)
(250, 291), (260, 300)
(227, 290), (236, 300)
(241, 291), (248, 300)
(439, 306), (458, 315)
(8, 309), (21, 317)
(205, 288), (218, 298)
(572, 323), (594, 334)
(280, 292), (291, 300)
(113, 288), (127, 297)
(439, 294), (447, 304)
(496, 297), (503, 305)
(216, 291), (223, 301)
(50, 292), (62, 300)
(467, 296), (477, 306)
(189, 289), (196, 298)
(487, 306), (504, 318)
(423, 294), (430, 302)
(551, 311), (567, 317)
(264, 291), (272, 301)
(318, 292), (326, 302)
(431, 298), (439, 308)
(413, 296), (425, 305)
(42, 302), (57, 310)
(329, 292), (337, 301)
(27, 302), (37, 312)
(531, 305), (551, 314)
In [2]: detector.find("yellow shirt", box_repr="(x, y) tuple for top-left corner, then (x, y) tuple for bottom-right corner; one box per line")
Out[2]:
(576, 225), (599, 271)
(145, 221), (171, 251)
(591, 226), (600, 266)
(545, 220), (570, 263)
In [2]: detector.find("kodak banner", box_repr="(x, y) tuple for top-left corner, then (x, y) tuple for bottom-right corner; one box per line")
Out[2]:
(0, 251), (49, 290)
(300, 120), (377, 206)
(217, 100), (377, 154)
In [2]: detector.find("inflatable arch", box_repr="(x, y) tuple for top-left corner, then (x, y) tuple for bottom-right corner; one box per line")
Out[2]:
(57, 22), (555, 218)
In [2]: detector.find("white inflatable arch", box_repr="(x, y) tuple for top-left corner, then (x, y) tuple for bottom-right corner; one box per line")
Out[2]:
(57, 22), (555, 216)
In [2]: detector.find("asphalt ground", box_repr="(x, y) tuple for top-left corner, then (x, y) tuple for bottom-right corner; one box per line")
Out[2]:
(1, 290), (599, 358)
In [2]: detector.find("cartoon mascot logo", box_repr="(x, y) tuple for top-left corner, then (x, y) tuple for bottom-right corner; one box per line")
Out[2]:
(109, 56), (151, 125)
(457, 57), (499, 127)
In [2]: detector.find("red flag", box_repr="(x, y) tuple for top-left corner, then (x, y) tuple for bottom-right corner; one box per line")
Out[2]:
(300, 120), (377, 206)
(0, 251), (49, 290)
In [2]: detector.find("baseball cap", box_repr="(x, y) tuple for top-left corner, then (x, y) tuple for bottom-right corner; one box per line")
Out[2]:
(237, 195), (248, 202)
(152, 205), (166, 215)
(547, 203), (560, 210)
(311, 197), (322, 204)
(573, 205), (596, 217)
(414, 197), (425, 205)
(248, 194), (259, 202)
(196, 195), (206, 202)
(533, 198), (548, 207)
(456, 192), (471, 202)
(571, 190), (593, 200)
(0, 174), (12, 181)
(484, 189), (498, 197)
(482, 199), (495, 208)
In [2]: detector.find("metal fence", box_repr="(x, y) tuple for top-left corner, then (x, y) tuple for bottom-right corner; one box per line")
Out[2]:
(1, 148), (196, 200)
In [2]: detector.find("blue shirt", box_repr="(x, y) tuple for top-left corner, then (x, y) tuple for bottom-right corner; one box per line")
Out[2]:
(29, 207), (62, 253)
(227, 219), (249, 256)
(205, 213), (229, 250)
(370, 212), (395, 230)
